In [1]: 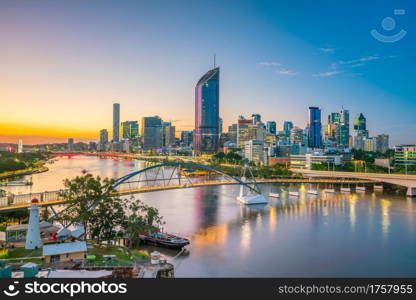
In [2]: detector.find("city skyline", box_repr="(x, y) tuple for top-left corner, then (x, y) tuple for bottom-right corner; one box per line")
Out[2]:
(1, 0), (415, 145)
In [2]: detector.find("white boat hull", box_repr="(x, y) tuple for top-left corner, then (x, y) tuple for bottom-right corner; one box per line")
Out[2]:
(289, 192), (299, 197)
(341, 188), (351, 193)
(307, 190), (318, 195)
(269, 193), (280, 198)
(323, 189), (335, 193)
(356, 186), (366, 192)
(237, 194), (268, 205)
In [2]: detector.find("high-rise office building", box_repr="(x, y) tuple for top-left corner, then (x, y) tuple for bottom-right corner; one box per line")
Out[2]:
(67, 138), (74, 151)
(283, 121), (294, 136)
(228, 124), (238, 144)
(337, 108), (350, 148)
(194, 67), (220, 154)
(121, 121), (139, 140)
(181, 131), (194, 147)
(99, 129), (108, 151)
(290, 127), (304, 144)
(244, 140), (265, 164)
(352, 113), (368, 150)
(141, 116), (163, 150)
(113, 103), (120, 143)
(307, 107), (322, 148)
(18, 139), (23, 153)
(251, 114), (261, 125)
(375, 134), (389, 153)
(163, 122), (176, 147)
(219, 118), (223, 134)
(266, 121), (277, 135)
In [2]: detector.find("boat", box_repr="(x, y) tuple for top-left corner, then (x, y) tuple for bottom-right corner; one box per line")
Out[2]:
(340, 187), (351, 193)
(269, 192), (280, 198)
(307, 190), (318, 195)
(356, 186), (366, 192)
(323, 189), (336, 193)
(374, 184), (383, 190)
(289, 191), (300, 197)
(139, 231), (190, 249)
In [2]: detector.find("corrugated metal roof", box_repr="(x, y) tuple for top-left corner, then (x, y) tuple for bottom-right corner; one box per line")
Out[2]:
(43, 241), (87, 256)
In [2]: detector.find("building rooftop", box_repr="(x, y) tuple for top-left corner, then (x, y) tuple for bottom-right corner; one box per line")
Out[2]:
(43, 241), (87, 256)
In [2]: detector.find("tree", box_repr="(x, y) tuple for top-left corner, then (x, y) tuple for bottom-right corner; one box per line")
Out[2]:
(58, 172), (119, 241)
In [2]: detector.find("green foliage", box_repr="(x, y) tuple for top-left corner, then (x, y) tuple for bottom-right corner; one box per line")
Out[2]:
(0, 151), (45, 173)
(212, 151), (243, 165)
(58, 172), (165, 248)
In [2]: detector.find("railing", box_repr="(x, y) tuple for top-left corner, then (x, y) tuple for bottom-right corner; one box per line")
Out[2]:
(0, 190), (65, 208)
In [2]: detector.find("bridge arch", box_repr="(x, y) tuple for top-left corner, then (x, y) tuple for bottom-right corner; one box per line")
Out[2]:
(112, 161), (261, 194)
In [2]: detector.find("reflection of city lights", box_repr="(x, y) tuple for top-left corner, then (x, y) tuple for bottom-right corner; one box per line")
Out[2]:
(193, 224), (228, 247)
(240, 220), (251, 256)
(269, 207), (277, 233)
(349, 194), (358, 232)
(380, 199), (391, 239)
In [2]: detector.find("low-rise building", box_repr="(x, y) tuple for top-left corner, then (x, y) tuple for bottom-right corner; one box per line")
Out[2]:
(395, 145), (416, 166)
(43, 241), (87, 264)
(290, 154), (341, 169)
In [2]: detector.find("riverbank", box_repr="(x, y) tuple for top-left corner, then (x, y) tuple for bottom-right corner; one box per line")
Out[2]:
(0, 166), (49, 181)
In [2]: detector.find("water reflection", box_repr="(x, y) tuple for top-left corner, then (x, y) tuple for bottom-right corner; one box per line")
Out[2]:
(5, 156), (416, 277)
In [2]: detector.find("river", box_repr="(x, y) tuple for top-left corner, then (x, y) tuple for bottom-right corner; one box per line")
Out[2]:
(3, 155), (416, 277)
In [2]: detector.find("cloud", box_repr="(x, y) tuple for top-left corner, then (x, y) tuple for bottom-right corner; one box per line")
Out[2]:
(313, 70), (342, 77)
(258, 61), (281, 67)
(339, 55), (380, 65)
(319, 47), (335, 54)
(276, 68), (298, 76)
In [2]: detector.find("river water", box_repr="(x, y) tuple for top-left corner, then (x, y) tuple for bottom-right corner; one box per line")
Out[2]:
(3, 156), (416, 277)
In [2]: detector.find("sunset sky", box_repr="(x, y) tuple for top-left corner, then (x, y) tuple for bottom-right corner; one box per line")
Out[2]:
(1, 0), (415, 145)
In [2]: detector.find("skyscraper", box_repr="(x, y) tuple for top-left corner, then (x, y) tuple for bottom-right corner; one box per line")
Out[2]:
(67, 138), (74, 151)
(353, 113), (368, 150)
(194, 67), (220, 154)
(307, 107), (322, 148)
(337, 108), (350, 148)
(113, 103), (120, 143)
(121, 121), (139, 140)
(141, 116), (163, 150)
(99, 129), (108, 151)
(266, 121), (277, 135)
(283, 121), (294, 136)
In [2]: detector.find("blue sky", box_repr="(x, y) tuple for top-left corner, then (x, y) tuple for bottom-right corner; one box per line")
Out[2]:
(0, 0), (415, 144)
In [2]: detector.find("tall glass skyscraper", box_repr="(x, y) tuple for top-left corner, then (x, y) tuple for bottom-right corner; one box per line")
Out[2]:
(194, 67), (220, 154)
(113, 103), (120, 143)
(308, 107), (322, 148)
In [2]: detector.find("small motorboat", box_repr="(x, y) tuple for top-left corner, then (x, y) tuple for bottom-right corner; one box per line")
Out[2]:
(289, 191), (300, 197)
(269, 192), (280, 198)
(356, 186), (366, 192)
(323, 189), (336, 193)
(307, 190), (318, 195)
(340, 187), (351, 193)
(139, 231), (190, 250)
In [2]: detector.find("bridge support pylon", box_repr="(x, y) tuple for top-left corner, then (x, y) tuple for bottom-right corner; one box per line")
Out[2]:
(407, 187), (416, 197)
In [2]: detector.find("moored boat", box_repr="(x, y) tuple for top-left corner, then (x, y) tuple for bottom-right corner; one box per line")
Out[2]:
(139, 231), (190, 249)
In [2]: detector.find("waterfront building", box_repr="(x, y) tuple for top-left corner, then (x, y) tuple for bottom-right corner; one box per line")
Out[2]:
(394, 145), (416, 166)
(307, 107), (322, 149)
(244, 140), (265, 164)
(266, 121), (277, 135)
(113, 103), (120, 143)
(67, 138), (74, 151)
(194, 67), (220, 154)
(290, 153), (341, 169)
(141, 116), (163, 150)
(375, 134), (389, 153)
(121, 121), (139, 140)
(99, 129), (108, 152)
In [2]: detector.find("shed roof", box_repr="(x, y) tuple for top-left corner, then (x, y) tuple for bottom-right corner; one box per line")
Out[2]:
(43, 241), (87, 256)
